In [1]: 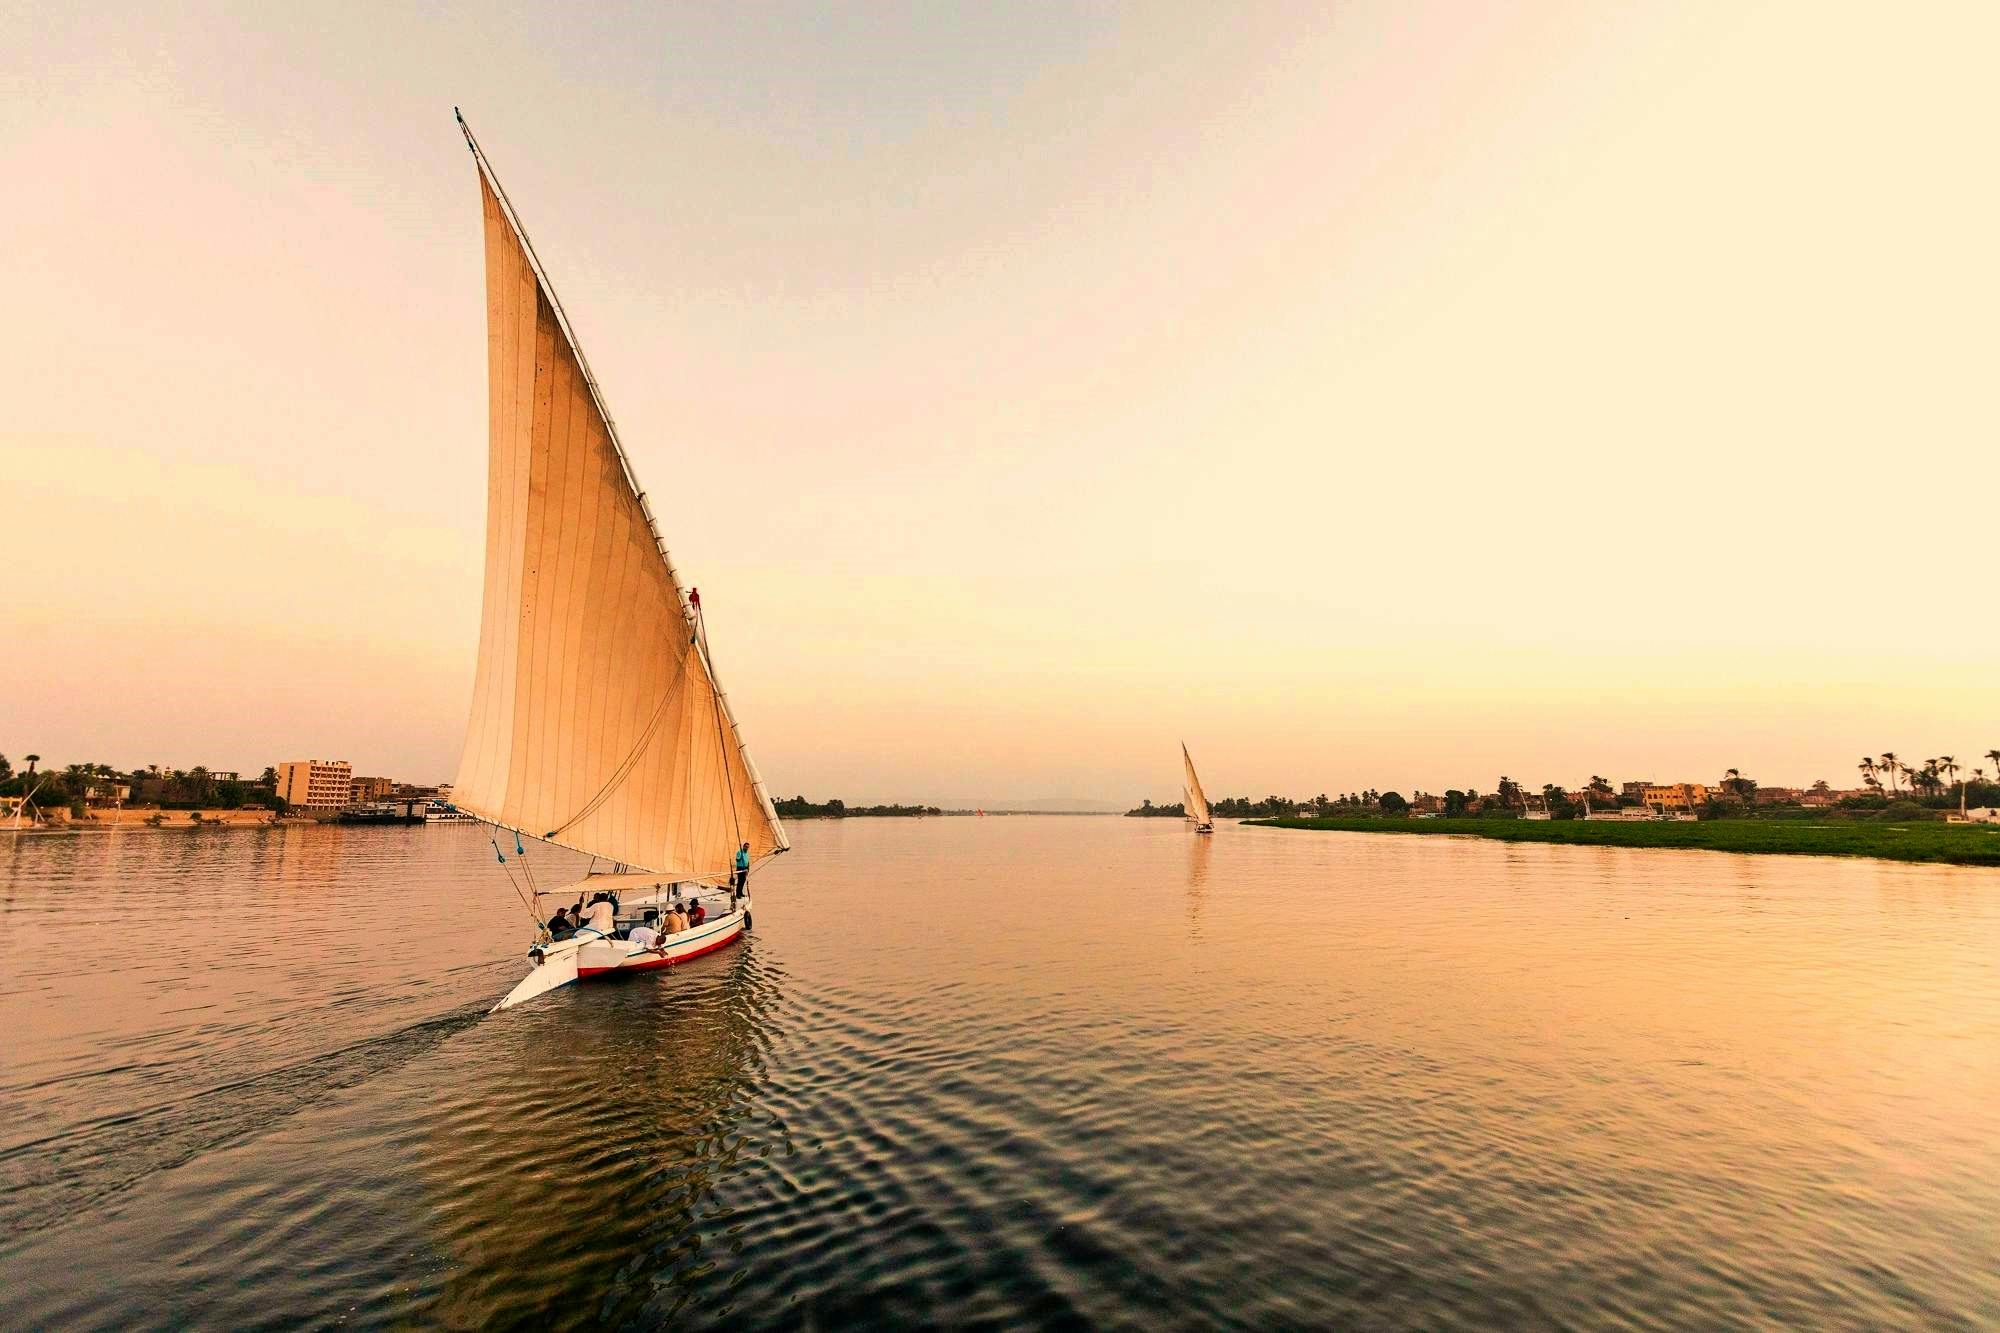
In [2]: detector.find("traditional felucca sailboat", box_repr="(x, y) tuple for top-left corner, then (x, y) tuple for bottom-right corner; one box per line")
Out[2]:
(450, 112), (788, 1011)
(1182, 743), (1214, 834)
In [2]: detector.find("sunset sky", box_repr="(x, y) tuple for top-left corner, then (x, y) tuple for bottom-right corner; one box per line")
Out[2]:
(5, 1), (1995, 804)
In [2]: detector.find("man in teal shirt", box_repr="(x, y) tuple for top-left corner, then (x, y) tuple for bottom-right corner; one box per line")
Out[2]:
(733, 842), (750, 895)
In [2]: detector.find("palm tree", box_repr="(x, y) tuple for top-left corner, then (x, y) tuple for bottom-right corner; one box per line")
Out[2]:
(1879, 753), (1900, 796)
(1858, 757), (1877, 793)
(1986, 749), (2000, 782)
(1940, 756), (1959, 799)
(24, 754), (40, 776)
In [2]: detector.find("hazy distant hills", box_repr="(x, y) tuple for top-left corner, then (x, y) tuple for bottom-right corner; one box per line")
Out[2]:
(937, 797), (1127, 814)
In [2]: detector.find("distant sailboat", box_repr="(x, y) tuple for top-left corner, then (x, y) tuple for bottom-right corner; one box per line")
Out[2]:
(1182, 743), (1214, 834)
(451, 112), (789, 1010)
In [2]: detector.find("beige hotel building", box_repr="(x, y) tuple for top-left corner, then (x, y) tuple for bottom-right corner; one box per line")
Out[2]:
(277, 759), (353, 811)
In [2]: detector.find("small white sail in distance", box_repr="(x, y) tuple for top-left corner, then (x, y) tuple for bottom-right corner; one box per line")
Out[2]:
(1182, 743), (1213, 827)
(451, 112), (786, 880)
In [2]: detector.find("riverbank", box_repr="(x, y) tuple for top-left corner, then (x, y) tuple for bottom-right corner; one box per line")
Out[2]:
(3, 808), (295, 830)
(1243, 815), (2000, 867)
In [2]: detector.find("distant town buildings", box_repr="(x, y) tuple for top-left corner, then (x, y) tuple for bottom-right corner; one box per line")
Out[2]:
(1643, 783), (1710, 812)
(350, 775), (395, 802)
(277, 759), (352, 811)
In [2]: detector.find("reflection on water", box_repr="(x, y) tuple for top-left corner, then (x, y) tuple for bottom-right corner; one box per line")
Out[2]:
(1187, 830), (1211, 939)
(417, 952), (786, 1327)
(3, 818), (1999, 1328)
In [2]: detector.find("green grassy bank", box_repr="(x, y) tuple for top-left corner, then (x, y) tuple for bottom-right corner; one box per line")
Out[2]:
(1242, 816), (2000, 867)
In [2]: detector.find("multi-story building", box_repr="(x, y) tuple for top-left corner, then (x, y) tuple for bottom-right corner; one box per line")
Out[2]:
(277, 759), (353, 811)
(1620, 780), (1653, 803)
(350, 775), (395, 802)
(1642, 783), (1710, 811)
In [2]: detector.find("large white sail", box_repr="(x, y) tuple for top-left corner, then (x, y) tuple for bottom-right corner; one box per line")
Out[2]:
(453, 123), (786, 878)
(1182, 744), (1212, 826)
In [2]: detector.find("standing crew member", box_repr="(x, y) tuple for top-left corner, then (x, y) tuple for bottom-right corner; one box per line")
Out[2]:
(733, 842), (751, 895)
(577, 892), (616, 937)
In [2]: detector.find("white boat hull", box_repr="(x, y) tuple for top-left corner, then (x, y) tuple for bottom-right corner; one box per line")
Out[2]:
(492, 893), (750, 1011)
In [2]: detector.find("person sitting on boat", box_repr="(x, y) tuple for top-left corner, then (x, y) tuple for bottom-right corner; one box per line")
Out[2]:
(627, 910), (661, 950)
(546, 907), (576, 941)
(687, 900), (707, 927)
(663, 905), (689, 935)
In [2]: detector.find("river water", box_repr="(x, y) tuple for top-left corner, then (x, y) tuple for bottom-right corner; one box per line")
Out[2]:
(2, 817), (1996, 1329)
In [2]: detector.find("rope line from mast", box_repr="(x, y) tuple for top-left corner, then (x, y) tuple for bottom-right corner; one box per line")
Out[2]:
(541, 677), (679, 840)
(491, 837), (542, 928)
(695, 599), (744, 847)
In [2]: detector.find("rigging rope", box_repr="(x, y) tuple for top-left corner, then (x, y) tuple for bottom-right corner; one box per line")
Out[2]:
(515, 828), (539, 899)
(694, 596), (745, 848)
(491, 837), (541, 927)
(540, 671), (681, 840)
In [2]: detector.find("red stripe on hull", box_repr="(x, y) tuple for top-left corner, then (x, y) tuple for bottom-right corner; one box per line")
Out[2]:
(576, 924), (743, 978)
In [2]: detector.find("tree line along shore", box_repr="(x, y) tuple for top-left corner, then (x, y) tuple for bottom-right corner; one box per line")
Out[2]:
(772, 796), (943, 819)
(1243, 816), (2000, 867)
(1131, 755), (2000, 825)
(2, 759), (291, 822)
